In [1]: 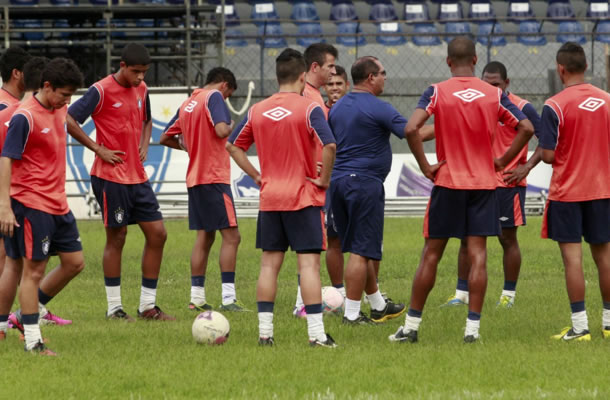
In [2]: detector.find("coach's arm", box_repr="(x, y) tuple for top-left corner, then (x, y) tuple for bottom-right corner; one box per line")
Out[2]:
(405, 109), (444, 181)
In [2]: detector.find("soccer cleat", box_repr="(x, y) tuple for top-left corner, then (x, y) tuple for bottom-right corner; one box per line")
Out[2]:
(388, 326), (418, 343)
(137, 306), (176, 321)
(19, 334), (49, 344)
(218, 300), (251, 312)
(0, 331), (6, 341)
(40, 310), (72, 326)
(464, 334), (480, 343)
(603, 327), (610, 339)
(26, 341), (56, 356)
(106, 308), (135, 322)
(496, 295), (515, 309)
(258, 337), (275, 346)
(440, 295), (468, 307)
(292, 306), (307, 319)
(8, 311), (24, 333)
(370, 300), (406, 323)
(342, 312), (377, 325)
(551, 327), (591, 342)
(309, 333), (337, 348)
(188, 302), (212, 312)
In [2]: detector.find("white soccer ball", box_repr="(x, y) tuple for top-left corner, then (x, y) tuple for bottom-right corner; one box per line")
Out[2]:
(322, 286), (345, 316)
(192, 311), (230, 345)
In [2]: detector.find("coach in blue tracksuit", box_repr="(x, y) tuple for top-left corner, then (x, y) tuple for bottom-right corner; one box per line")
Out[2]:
(329, 56), (414, 326)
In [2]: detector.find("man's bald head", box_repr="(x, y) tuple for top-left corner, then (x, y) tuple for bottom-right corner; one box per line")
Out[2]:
(447, 36), (477, 66)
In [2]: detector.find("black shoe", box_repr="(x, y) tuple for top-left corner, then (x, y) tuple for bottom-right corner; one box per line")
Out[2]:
(388, 326), (418, 343)
(309, 333), (337, 348)
(342, 312), (377, 325)
(106, 308), (135, 322)
(258, 337), (275, 346)
(370, 300), (406, 323)
(464, 334), (480, 344)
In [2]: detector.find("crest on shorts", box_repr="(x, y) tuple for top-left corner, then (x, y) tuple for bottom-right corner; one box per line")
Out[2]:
(114, 207), (125, 223)
(41, 236), (50, 255)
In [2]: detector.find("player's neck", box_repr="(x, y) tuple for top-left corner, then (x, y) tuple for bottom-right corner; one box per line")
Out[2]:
(278, 83), (302, 94)
(22, 91), (34, 101)
(1, 83), (21, 100)
(451, 66), (475, 78)
(113, 71), (131, 88)
(34, 91), (52, 110)
(305, 74), (322, 90)
(563, 75), (586, 88)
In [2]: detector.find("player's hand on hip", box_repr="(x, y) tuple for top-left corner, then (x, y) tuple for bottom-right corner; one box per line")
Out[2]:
(493, 158), (505, 172)
(503, 164), (529, 185)
(306, 176), (329, 189)
(97, 145), (125, 165)
(424, 160), (445, 181)
(0, 206), (19, 237)
(316, 161), (323, 176)
(139, 145), (148, 162)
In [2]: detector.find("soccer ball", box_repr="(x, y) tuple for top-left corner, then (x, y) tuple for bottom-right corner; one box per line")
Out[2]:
(192, 311), (230, 345)
(322, 286), (345, 316)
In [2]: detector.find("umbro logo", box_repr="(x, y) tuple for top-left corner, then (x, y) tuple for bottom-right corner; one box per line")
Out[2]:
(262, 106), (292, 122)
(453, 89), (485, 103)
(112, 102), (123, 108)
(499, 216), (509, 222)
(4, 121), (8, 127)
(41, 128), (50, 134)
(577, 97), (605, 112)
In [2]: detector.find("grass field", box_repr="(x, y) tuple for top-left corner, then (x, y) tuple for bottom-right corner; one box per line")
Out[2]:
(1, 217), (609, 399)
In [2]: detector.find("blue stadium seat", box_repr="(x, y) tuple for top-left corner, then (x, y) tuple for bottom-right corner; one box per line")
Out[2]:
(9, 0), (39, 4)
(225, 28), (248, 47)
(403, 1), (429, 21)
(291, 1), (319, 21)
(257, 22), (287, 48)
(296, 23), (324, 46)
(468, 1), (495, 21)
(436, 2), (470, 42)
(413, 23), (442, 46)
(588, 1), (610, 43)
(469, 1), (505, 46)
(13, 19), (45, 41)
(547, 1), (585, 44)
(250, 1), (279, 26)
(208, 1), (241, 27)
(557, 21), (587, 44)
(50, 0), (72, 5)
(290, 1), (322, 46)
(96, 19), (127, 39)
(330, 0), (358, 22)
(507, 1), (535, 20)
(547, 0), (576, 19)
(403, 1), (441, 46)
(370, 1), (406, 46)
(517, 20), (546, 46)
(336, 22), (366, 46)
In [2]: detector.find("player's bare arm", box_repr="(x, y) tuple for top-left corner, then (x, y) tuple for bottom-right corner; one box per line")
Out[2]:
(495, 119), (534, 171)
(0, 157), (18, 237)
(66, 114), (125, 165)
(214, 120), (235, 139)
(541, 147), (555, 164)
(503, 146), (543, 185)
(159, 132), (183, 151)
(406, 109), (444, 181)
(418, 124), (435, 142)
(226, 142), (261, 186)
(306, 142), (336, 189)
(139, 119), (152, 162)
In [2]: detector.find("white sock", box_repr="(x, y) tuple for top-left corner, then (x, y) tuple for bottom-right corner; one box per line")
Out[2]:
(465, 318), (481, 338)
(258, 312), (274, 338)
(501, 290), (516, 298)
(306, 312), (326, 342)
(571, 310), (589, 333)
(222, 283), (236, 305)
(38, 303), (48, 318)
(455, 289), (469, 302)
(344, 298), (361, 321)
(295, 285), (304, 309)
(337, 286), (346, 298)
(105, 285), (122, 315)
(603, 308), (610, 328)
(404, 314), (422, 332)
(139, 286), (157, 313)
(367, 290), (386, 311)
(190, 286), (206, 306)
(0, 321), (7, 333)
(24, 323), (43, 350)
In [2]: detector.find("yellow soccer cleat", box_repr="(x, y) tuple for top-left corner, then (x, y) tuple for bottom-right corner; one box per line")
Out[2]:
(551, 327), (591, 342)
(603, 327), (610, 339)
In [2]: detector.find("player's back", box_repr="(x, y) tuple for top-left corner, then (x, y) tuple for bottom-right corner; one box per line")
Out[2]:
(0, 88), (19, 111)
(544, 84), (610, 201)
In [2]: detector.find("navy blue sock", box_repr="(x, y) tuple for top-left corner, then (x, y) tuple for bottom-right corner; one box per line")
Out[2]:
(503, 280), (517, 291)
(297, 274), (300, 286)
(408, 308), (422, 318)
(332, 283), (344, 289)
(221, 272), (235, 284)
(603, 301), (610, 310)
(142, 277), (158, 289)
(104, 276), (121, 287)
(467, 311), (481, 321)
(305, 303), (322, 314)
(21, 313), (39, 325)
(38, 288), (53, 306)
(570, 301), (585, 313)
(191, 275), (205, 287)
(0, 315), (8, 323)
(457, 279), (468, 291)
(257, 301), (274, 313)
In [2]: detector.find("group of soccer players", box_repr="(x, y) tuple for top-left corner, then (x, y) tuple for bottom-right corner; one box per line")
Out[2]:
(0, 35), (607, 354)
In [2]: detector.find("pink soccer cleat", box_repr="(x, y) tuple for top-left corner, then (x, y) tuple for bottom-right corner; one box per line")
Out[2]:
(292, 305), (307, 319)
(40, 310), (72, 326)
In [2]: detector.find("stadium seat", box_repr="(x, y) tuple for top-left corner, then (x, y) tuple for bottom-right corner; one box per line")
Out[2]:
(257, 22), (287, 48)
(468, 1), (495, 20)
(587, 1), (610, 43)
(369, 0), (406, 46)
(208, 1), (241, 26)
(336, 22), (366, 46)
(290, 1), (323, 46)
(13, 19), (45, 41)
(403, 1), (442, 46)
(507, 1), (536, 20)
(436, 2), (471, 42)
(557, 21), (587, 44)
(296, 23), (324, 46)
(290, 0), (319, 21)
(329, 1), (364, 46)
(330, 0), (358, 22)
(547, 0), (576, 19)
(468, 1), (505, 46)
(547, 1), (585, 44)
(517, 20), (547, 46)
(9, 0), (39, 4)
(250, 1), (279, 26)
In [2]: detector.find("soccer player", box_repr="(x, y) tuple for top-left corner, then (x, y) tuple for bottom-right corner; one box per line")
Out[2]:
(389, 37), (533, 344)
(160, 67), (247, 312)
(539, 43), (610, 342)
(439, 61), (542, 308)
(0, 58), (85, 355)
(328, 56), (406, 325)
(66, 43), (174, 321)
(0, 47), (31, 111)
(293, 42), (338, 318)
(324, 65), (350, 110)
(226, 48), (337, 347)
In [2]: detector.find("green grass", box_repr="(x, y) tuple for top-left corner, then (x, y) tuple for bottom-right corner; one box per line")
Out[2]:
(1, 217), (609, 399)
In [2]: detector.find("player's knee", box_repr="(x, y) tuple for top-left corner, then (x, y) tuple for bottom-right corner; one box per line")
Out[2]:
(24, 266), (46, 283)
(151, 226), (168, 247)
(67, 258), (85, 276)
(107, 228), (128, 248)
(223, 229), (241, 246)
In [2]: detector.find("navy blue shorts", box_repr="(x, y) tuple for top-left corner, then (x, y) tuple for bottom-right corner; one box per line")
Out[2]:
(91, 176), (162, 228)
(324, 191), (339, 239)
(4, 198), (82, 261)
(542, 199), (610, 244)
(425, 186), (500, 239)
(329, 175), (384, 260)
(497, 186), (526, 229)
(188, 184), (238, 232)
(256, 207), (326, 253)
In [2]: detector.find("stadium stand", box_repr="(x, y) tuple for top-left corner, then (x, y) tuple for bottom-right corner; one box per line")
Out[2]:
(547, 0), (586, 44)
(470, 1), (506, 46)
(330, 0), (366, 46)
(403, 1), (442, 46)
(587, 1), (610, 43)
(369, 0), (406, 46)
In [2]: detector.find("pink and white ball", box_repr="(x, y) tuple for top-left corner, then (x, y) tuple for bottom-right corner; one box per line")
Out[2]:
(192, 311), (230, 345)
(322, 286), (345, 316)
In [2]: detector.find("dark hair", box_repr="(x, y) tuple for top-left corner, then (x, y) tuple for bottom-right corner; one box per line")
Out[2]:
(23, 57), (49, 92)
(351, 56), (379, 85)
(333, 65), (348, 83)
(205, 67), (237, 90)
(0, 47), (31, 82)
(276, 48), (307, 85)
(556, 42), (587, 73)
(447, 36), (476, 66)
(41, 58), (84, 90)
(482, 61), (507, 81)
(121, 43), (151, 66)
(304, 42), (338, 71)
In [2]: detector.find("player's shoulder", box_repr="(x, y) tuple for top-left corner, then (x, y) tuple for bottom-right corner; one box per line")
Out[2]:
(507, 92), (529, 109)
